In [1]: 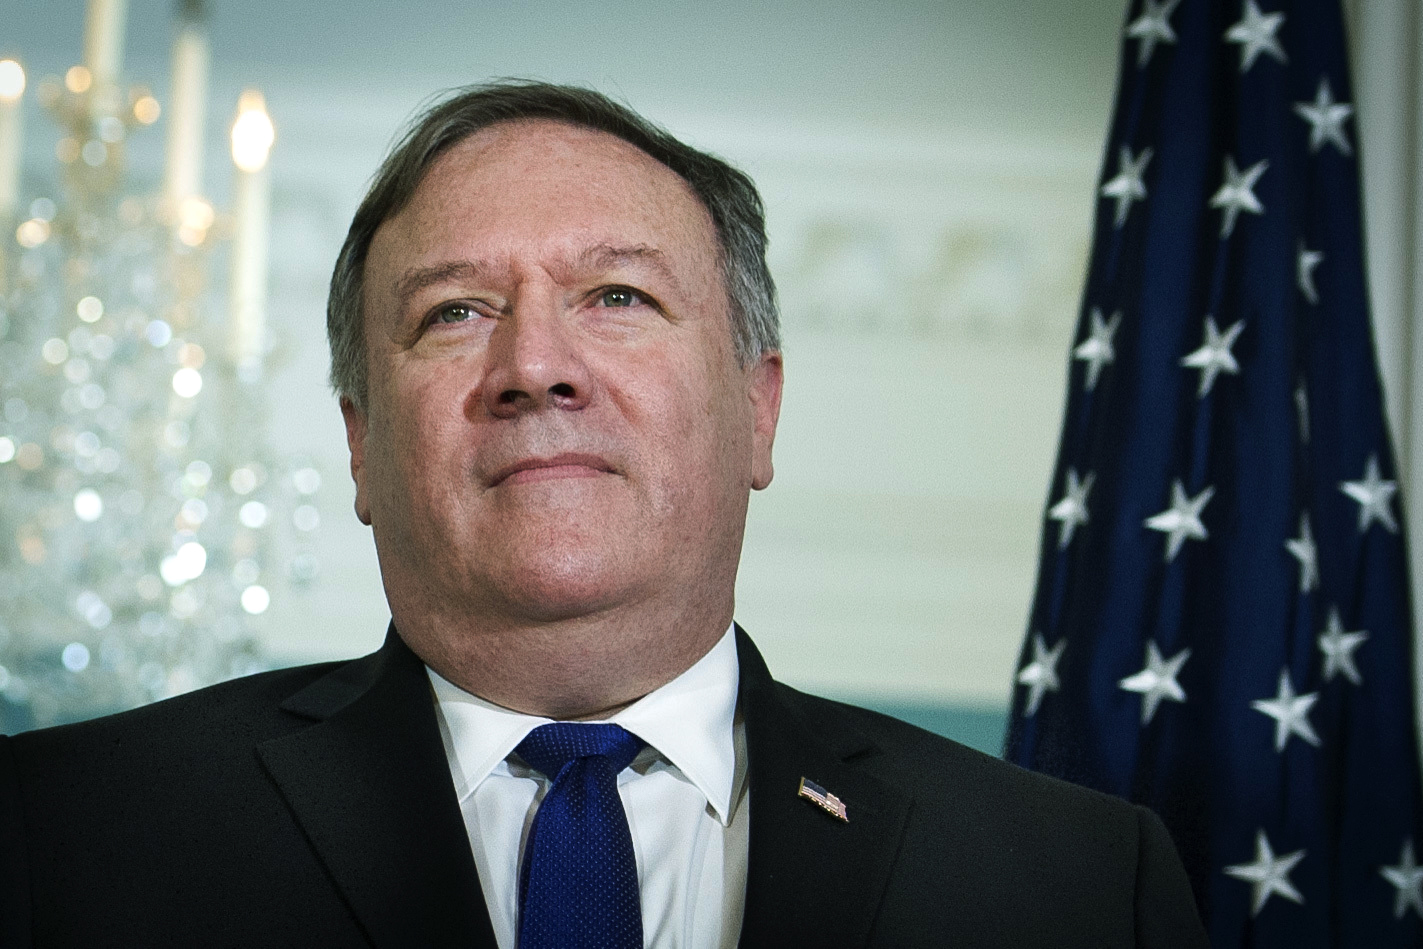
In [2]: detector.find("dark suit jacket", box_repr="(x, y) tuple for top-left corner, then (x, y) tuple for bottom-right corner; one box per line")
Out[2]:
(0, 626), (1207, 947)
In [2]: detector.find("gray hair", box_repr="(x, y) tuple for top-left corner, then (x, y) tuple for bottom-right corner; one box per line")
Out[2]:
(327, 79), (780, 412)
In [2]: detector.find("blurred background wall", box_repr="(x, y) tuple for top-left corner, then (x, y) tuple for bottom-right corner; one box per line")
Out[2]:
(4, 0), (1414, 752)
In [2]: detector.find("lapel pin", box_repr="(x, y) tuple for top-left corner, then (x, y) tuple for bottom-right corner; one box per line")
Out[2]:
(798, 777), (849, 822)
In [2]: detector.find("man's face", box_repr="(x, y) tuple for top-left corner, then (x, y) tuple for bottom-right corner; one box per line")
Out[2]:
(347, 119), (782, 636)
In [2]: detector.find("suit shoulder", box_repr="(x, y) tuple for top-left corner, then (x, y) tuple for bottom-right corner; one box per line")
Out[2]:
(769, 691), (1205, 942)
(775, 683), (1139, 824)
(5, 660), (343, 763)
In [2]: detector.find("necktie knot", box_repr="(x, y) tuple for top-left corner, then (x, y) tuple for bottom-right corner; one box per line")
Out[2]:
(516, 722), (645, 780)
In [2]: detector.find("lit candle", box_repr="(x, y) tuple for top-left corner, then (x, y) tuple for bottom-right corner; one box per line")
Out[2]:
(0, 60), (23, 220)
(82, 0), (128, 93)
(229, 91), (274, 378)
(163, 1), (209, 210)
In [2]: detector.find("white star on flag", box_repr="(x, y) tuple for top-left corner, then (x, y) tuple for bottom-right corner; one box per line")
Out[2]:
(1180, 316), (1244, 397)
(1118, 641), (1191, 724)
(1297, 243), (1324, 304)
(1284, 512), (1318, 593)
(1252, 669), (1321, 752)
(1340, 454), (1399, 534)
(1210, 156), (1269, 238)
(1293, 78), (1353, 155)
(1073, 308), (1121, 391)
(1381, 839), (1423, 920)
(1125, 0), (1182, 68)
(1049, 468), (1095, 550)
(1294, 382), (1310, 444)
(1100, 146), (1153, 227)
(1145, 480), (1214, 562)
(1225, 0), (1287, 73)
(1016, 633), (1066, 716)
(1225, 829), (1306, 916)
(1317, 607), (1368, 686)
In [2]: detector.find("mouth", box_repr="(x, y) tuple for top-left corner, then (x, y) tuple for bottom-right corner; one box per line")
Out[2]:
(489, 453), (618, 487)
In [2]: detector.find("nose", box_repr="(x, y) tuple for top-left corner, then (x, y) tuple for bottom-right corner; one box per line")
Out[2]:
(479, 286), (593, 418)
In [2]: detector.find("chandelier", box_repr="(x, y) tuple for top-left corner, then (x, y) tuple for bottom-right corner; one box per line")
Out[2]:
(0, 0), (320, 731)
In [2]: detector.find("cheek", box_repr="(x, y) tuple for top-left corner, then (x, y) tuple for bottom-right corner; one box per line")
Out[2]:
(622, 356), (750, 506)
(366, 372), (476, 510)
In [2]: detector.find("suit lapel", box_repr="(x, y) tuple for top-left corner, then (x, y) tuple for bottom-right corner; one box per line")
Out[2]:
(257, 627), (498, 949)
(735, 629), (913, 947)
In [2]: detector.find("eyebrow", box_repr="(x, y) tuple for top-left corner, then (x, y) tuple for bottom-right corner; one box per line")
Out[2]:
(391, 259), (490, 306)
(574, 243), (675, 283)
(390, 243), (682, 307)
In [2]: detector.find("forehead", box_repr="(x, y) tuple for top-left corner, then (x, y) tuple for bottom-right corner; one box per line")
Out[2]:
(371, 119), (720, 280)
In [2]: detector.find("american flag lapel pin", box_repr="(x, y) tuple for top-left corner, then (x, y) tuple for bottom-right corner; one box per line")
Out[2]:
(798, 777), (848, 822)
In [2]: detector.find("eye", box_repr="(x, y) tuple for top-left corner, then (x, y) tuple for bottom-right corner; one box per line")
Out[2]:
(429, 302), (479, 325)
(596, 286), (645, 308)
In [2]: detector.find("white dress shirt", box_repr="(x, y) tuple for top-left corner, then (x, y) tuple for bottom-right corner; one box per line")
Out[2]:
(428, 626), (748, 949)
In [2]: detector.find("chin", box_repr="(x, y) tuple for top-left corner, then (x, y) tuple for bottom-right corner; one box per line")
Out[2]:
(484, 544), (653, 622)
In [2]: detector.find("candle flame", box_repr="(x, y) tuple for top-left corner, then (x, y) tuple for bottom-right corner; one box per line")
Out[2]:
(231, 91), (274, 173)
(0, 60), (24, 101)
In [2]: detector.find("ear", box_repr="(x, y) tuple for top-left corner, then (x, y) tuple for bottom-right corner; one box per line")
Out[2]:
(748, 350), (783, 491)
(340, 396), (373, 526)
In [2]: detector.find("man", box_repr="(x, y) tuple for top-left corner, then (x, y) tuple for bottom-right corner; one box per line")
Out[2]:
(0, 81), (1208, 947)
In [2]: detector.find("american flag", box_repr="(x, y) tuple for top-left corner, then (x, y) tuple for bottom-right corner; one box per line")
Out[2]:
(1003, 0), (1423, 943)
(797, 777), (849, 822)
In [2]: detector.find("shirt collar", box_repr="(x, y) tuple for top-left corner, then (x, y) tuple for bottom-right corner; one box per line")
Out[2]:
(428, 624), (741, 825)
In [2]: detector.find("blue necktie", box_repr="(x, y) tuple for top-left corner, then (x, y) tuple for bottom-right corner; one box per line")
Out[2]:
(515, 722), (646, 949)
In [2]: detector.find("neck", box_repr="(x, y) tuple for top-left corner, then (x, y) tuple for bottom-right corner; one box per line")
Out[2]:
(396, 594), (733, 719)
